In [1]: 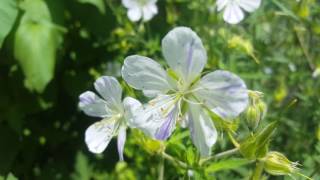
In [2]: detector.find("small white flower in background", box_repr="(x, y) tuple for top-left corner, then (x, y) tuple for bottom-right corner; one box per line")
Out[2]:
(217, 0), (262, 24)
(122, 0), (158, 22)
(122, 27), (249, 157)
(79, 76), (142, 160)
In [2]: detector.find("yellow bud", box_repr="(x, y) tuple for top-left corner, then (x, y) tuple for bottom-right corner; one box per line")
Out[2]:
(263, 151), (298, 176)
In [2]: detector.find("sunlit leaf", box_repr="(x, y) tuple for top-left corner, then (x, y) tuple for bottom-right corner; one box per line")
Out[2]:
(0, 0), (18, 48)
(14, 0), (63, 93)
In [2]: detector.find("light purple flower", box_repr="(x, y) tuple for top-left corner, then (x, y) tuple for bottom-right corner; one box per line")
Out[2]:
(121, 27), (249, 157)
(79, 76), (143, 161)
(122, 0), (158, 22)
(217, 0), (261, 24)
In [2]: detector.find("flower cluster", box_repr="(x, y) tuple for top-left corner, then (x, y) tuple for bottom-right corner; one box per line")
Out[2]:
(121, 0), (261, 24)
(79, 27), (249, 159)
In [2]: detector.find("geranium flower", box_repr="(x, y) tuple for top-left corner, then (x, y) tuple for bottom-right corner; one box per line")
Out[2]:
(121, 27), (249, 157)
(79, 76), (142, 160)
(217, 0), (261, 24)
(121, 0), (158, 22)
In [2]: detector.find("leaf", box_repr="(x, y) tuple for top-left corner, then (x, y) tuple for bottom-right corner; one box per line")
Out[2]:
(6, 173), (18, 180)
(77, 0), (106, 14)
(206, 158), (251, 173)
(71, 151), (93, 180)
(14, 0), (63, 93)
(0, 0), (19, 48)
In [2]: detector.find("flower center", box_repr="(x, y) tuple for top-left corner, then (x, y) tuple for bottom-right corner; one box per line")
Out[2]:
(137, 0), (149, 6)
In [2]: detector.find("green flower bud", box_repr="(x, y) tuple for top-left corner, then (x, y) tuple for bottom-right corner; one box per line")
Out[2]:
(257, 101), (267, 120)
(246, 106), (261, 130)
(263, 151), (299, 176)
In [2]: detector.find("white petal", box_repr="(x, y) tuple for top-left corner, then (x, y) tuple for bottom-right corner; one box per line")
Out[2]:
(238, 0), (261, 12)
(162, 27), (207, 85)
(117, 125), (127, 161)
(142, 4), (158, 21)
(137, 95), (179, 140)
(79, 91), (113, 118)
(127, 7), (142, 22)
(188, 103), (218, 157)
(94, 76), (123, 112)
(123, 97), (144, 127)
(216, 0), (229, 11)
(85, 118), (119, 154)
(193, 70), (249, 119)
(122, 55), (171, 96)
(223, 3), (244, 24)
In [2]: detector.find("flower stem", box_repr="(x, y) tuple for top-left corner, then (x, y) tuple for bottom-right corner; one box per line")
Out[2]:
(158, 156), (164, 180)
(251, 161), (264, 180)
(162, 152), (188, 169)
(295, 172), (314, 180)
(199, 148), (239, 165)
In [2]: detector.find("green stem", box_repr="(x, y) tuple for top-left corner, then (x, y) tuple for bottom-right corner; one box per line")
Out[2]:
(162, 152), (188, 169)
(199, 148), (239, 165)
(158, 156), (164, 180)
(251, 161), (264, 180)
(295, 172), (314, 180)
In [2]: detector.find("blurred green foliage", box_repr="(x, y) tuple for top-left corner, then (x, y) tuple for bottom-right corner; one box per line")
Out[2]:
(0, 0), (319, 179)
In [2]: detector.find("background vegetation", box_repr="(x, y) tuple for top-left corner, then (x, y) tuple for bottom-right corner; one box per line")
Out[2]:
(0, 0), (319, 179)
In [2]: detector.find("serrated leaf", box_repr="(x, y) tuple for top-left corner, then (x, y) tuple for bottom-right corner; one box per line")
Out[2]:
(77, 0), (106, 14)
(14, 0), (63, 93)
(0, 0), (18, 48)
(206, 158), (251, 173)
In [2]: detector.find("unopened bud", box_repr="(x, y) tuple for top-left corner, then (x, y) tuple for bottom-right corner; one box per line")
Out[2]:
(263, 151), (299, 176)
(257, 101), (267, 120)
(246, 106), (261, 130)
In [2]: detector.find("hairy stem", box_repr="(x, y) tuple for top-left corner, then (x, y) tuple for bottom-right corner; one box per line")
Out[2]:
(199, 148), (239, 165)
(162, 152), (188, 169)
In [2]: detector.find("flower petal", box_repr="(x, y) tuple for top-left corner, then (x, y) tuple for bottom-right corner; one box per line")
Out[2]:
(142, 3), (158, 21)
(117, 125), (127, 161)
(239, 0), (261, 12)
(137, 95), (179, 140)
(85, 118), (119, 154)
(79, 91), (113, 118)
(223, 3), (244, 24)
(123, 97), (144, 127)
(188, 103), (218, 157)
(216, 0), (229, 11)
(162, 27), (207, 84)
(127, 7), (142, 22)
(94, 76), (123, 112)
(193, 70), (249, 119)
(122, 55), (171, 96)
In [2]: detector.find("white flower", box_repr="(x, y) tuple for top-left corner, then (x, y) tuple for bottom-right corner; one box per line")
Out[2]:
(122, 27), (249, 157)
(122, 0), (158, 22)
(217, 0), (261, 24)
(79, 76), (142, 160)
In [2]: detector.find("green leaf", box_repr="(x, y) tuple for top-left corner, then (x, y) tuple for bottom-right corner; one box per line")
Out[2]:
(14, 0), (63, 93)
(6, 173), (18, 180)
(77, 0), (106, 14)
(206, 158), (251, 173)
(71, 151), (93, 180)
(240, 122), (278, 160)
(0, 0), (18, 48)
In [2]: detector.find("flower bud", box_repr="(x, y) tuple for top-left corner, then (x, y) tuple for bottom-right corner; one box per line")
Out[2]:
(246, 106), (261, 130)
(257, 101), (267, 120)
(263, 151), (298, 176)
